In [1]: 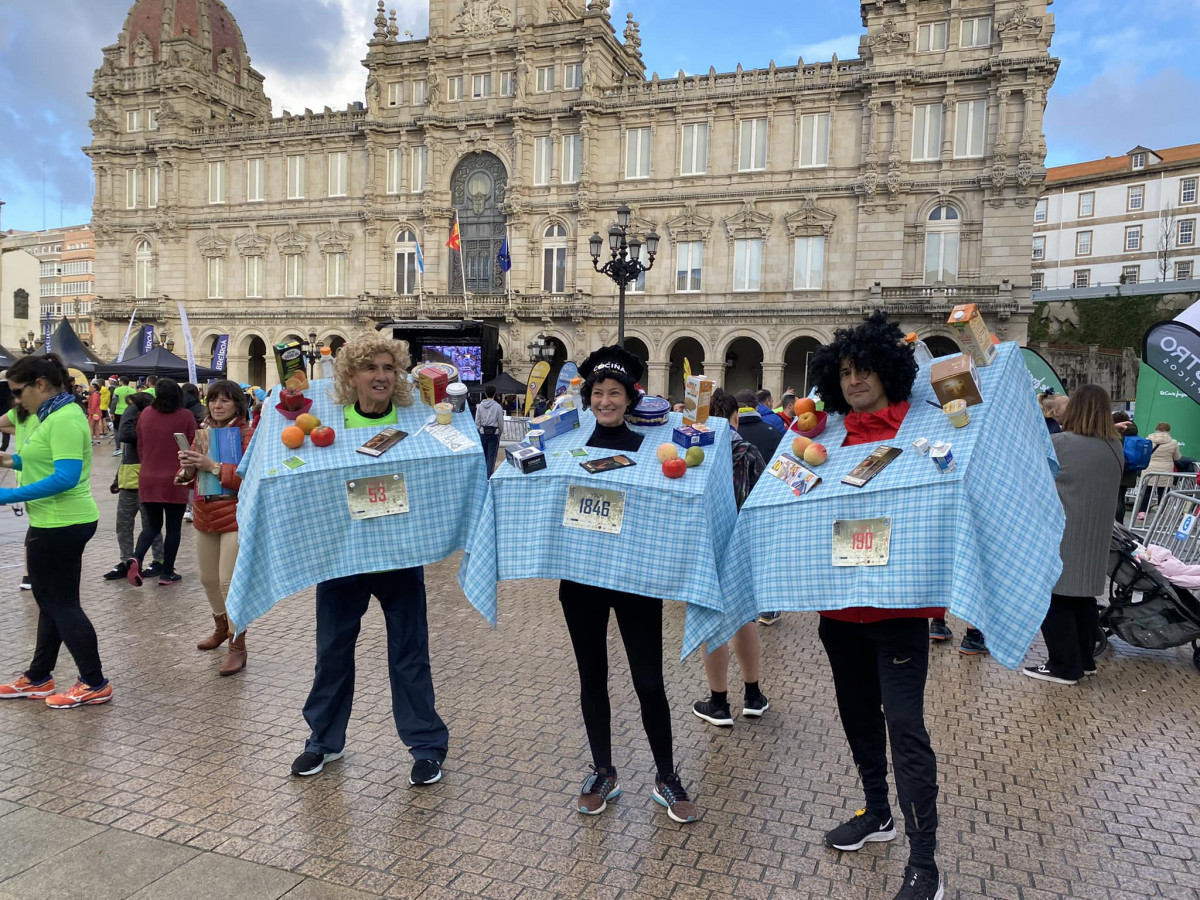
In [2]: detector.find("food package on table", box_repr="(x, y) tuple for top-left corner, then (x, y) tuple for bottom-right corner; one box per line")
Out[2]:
(947, 304), (997, 367)
(672, 424), (716, 448)
(506, 442), (547, 474)
(683, 376), (714, 426)
(930, 354), (983, 408)
(274, 338), (308, 389)
(417, 366), (449, 407)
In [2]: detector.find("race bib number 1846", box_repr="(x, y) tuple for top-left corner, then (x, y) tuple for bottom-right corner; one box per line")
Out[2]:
(563, 485), (625, 535)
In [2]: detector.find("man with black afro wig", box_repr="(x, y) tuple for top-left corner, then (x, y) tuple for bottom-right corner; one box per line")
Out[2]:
(807, 310), (947, 900)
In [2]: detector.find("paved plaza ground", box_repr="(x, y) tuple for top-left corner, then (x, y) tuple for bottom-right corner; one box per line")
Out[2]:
(0, 446), (1198, 899)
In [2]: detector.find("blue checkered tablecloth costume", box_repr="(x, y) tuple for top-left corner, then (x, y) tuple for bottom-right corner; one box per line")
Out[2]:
(225, 379), (489, 631)
(711, 342), (1065, 670)
(457, 411), (739, 658)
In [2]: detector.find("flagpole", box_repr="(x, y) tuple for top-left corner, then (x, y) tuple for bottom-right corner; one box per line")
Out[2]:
(456, 211), (468, 308)
(505, 225), (511, 304)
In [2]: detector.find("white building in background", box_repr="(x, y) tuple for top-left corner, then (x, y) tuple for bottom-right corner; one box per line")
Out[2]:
(0, 247), (38, 351)
(1032, 143), (1200, 291)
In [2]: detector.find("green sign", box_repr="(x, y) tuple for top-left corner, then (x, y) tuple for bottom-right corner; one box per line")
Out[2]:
(1020, 347), (1065, 396)
(1134, 362), (1199, 459)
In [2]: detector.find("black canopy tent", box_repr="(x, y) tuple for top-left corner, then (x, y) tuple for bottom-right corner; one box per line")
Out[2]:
(0, 346), (18, 371)
(480, 372), (526, 395)
(94, 345), (225, 382)
(49, 318), (105, 377)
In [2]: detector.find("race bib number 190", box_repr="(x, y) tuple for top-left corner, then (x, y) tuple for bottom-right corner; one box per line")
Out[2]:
(563, 485), (625, 535)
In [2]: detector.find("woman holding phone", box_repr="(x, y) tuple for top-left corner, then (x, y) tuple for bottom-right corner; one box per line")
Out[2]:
(127, 378), (195, 586)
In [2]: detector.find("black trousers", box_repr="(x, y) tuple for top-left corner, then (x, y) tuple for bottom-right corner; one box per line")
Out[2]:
(559, 580), (674, 778)
(25, 520), (103, 687)
(1040, 594), (1099, 681)
(302, 567), (448, 762)
(819, 616), (938, 870)
(480, 432), (500, 478)
(133, 501), (185, 573)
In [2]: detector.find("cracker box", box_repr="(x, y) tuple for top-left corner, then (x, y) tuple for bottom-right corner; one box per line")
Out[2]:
(930, 354), (983, 408)
(672, 424), (716, 448)
(506, 442), (547, 474)
(947, 303), (997, 367)
(530, 407), (581, 440)
(273, 338), (307, 388)
(683, 375), (714, 426)
(417, 366), (449, 407)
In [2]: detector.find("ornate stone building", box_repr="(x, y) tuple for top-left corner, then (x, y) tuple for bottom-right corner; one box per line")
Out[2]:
(87, 0), (1058, 395)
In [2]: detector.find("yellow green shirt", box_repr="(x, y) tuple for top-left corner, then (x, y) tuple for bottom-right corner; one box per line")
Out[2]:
(16, 403), (98, 528)
(6, 409), (34, 488)
(113, 384), (136, 414)
(343, 403), (398, 429)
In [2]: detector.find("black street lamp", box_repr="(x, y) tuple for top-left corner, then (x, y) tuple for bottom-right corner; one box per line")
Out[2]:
(300, 331), (323, 377)
(18, 331), (36, 355)
(589, 204), (658, 347)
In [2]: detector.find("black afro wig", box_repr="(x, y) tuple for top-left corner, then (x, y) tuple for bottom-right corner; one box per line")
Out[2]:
(808, 311), (918, 415)
(578, 344), (643, 412)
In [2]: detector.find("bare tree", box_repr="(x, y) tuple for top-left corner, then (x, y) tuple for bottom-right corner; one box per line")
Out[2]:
(1159, 202), (1177, 281)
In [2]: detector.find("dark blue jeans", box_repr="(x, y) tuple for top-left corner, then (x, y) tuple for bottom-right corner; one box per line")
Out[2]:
(302, 567), (448, 762)
(481, 432), (500, 478)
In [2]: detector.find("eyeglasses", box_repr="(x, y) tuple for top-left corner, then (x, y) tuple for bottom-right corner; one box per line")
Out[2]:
(10, 385), (26, 399)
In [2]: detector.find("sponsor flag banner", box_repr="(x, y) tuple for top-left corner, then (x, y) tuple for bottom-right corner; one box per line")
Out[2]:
(555, 361), (579, 397)
(683, 357), (692, 381)
(139, 324), (155, 355)
(177, 301), (198, 385)
(1019, 347), (1065, 396)
(43, 309), (51, 352)
(525, 360), (550, 415)
(211, 334), (230, 372)
(115, 307), (138, 363)
(1143, 320), (1200, 405)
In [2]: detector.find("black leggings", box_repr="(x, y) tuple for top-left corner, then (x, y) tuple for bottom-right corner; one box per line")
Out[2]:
(26, 521), (103, 687)
(559, 580), (674, 778)
(133, 502), (186, 574)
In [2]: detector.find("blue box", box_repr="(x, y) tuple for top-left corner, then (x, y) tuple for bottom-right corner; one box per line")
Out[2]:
(529, 407), (580, 440)
(672, 424), (716, 448)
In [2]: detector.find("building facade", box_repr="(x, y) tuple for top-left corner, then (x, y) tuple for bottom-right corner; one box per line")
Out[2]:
(2, 226), (97, 346)
(0, 247), (38, 352)
(1032, 143), (1200, 292)
(88, 0), (1057, 395)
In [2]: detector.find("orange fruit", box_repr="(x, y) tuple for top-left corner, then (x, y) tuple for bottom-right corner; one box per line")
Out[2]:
(794, 397), (816, 416)
(295, 412), (321, 434)
(281, 425), (305, 449)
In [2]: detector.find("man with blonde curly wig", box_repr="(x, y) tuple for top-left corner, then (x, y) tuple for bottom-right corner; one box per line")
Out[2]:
(290, 334), (450, 786)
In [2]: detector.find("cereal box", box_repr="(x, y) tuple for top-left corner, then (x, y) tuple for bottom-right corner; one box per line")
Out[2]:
(682, 375), (714, 426)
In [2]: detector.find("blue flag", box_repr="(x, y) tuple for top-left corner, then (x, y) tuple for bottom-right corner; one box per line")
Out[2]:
(497, 236), (511, 273)
(414, 236), (425, 273)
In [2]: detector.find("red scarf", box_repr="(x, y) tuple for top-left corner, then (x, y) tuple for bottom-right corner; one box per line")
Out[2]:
(842, 401), (910, 446)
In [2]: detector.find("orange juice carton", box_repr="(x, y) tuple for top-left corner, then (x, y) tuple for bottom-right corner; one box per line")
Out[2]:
(947, 303), (997, 367)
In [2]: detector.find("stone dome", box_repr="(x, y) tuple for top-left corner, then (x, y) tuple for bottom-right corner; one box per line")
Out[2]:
(119, 0), (250, 84)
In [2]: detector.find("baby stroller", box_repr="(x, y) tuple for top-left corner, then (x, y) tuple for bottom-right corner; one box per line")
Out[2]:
(1104, 522), (1200, 672)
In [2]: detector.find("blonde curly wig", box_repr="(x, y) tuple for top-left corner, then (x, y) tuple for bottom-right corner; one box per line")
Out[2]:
(332, 333), (415, 408)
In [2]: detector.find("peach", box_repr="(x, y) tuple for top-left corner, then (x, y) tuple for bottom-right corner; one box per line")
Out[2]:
(791, 435), (813, 457)
(656, 442), (679, 463)
(803, 442), (827, 466)
(794, 397), (816, 416)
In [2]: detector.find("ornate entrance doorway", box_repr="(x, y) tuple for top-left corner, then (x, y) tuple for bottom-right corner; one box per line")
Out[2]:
(450, 152), (508, 294)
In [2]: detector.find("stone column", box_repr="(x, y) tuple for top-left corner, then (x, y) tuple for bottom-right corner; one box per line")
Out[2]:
(761, 361), (786, 404)
(646, 360), (670, 399)
(705, 360), (727, 390)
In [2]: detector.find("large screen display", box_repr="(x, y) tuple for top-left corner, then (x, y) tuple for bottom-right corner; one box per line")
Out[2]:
(423, 344), (483, 381)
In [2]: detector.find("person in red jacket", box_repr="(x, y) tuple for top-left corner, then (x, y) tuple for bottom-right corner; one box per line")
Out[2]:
(176, 382), (255, 676)
(808, 312), (944, 900)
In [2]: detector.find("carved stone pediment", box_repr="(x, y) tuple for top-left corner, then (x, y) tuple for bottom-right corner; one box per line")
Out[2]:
(235, 231), (269, 257)
(784, 198), (836, 237)
(723, 201), (773, 242)
(275, 225), (310, 256)
(869, 20), (910, 52)
(453, 0), (512, 37)
(316, 226), (353, 254)
(999, 5), (1043, 39)
(664, 204), (714, 242)
(196, 231), (230, 259)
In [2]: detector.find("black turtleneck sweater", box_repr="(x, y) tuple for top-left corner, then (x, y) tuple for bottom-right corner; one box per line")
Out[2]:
(586, 420), (644, 453)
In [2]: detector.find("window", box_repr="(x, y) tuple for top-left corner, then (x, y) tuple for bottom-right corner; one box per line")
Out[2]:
(125, 167), (138, 209)
(917, 21), (948, 52)
(912, 103), (942, 161)
(799, 113), (831, 167)
(287, 154), (306, 199)
(147, 166), (159, 209)
(1182, 177), (1198, 205)
(395, 229), (420, 295)
(533, 136), (553, 185)
(1073, 269), (1091, 288)
(1078, 192), (1094, 218)
(147, 108), (159, 131)
(954, 100), (986, 158)
(562, 134), (581, 184)
(247, 157), (264, 201)
(1075, 230), (1092, 257)
(1032, 236), (1045, 260)
(387, 82), (402, 106)
(1122, 265), (1141, 285)
(1034, 198), (1047, 222)
(924, 204), (960, 284)
(127, 109), (142, 132)
(386, 148), (402, 194)
(412, 80), (426, 105)
(733, 238), (763, 291)
(739, 118), (768, 172)
(1179, 219), (1196, 246)
(676, 241), (703, 292)
(627, 244), (649, 293)
(564, 63), (582, 90)
(793, 236), (824, 290)
(1031, 272), (1044, 290)
(135, 240), (153, 298)
(284, 253), (303, 297)
(1128, 184), (1144, 211)
(326, 252), (347, 296)
(328, 152), (348, 197)
(1132, 152), (1146, 171)
(680, 123), (708, 175)
(500, 72), (515, 97)
(245, 256), (263, 298)
(208, 160), (226, 204)
(471, 73), (491, 99)
(960, 16), (991, 47)
(536, 66), (554, 92)
(447, 75), (463, 101)
(1126, 225), (1142, 251)
(207, 257), (224, 299)
(411, 147), (428, 193)
(542, 223), (567, 293)
(1176, 260), (1193, 280)
(625, 127), (651, 179)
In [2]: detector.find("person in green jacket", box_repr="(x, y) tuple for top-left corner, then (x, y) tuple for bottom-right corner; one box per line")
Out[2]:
(111, 375), (137, 457)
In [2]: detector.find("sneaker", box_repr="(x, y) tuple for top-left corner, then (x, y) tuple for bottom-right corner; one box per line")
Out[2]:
(958, 629), (988, 656)
(757, 612), (782, 626)
(126, 559), (143, 587)
(577, 766), (620, 815)
(742, 691), (770, 718)
(1136, 511), (1147, 522)
(0, 674), (55, 699)
(45, 680), (112, 709)
(1084, 667), (1097, 676)
(290, 749), (344, 777)
(158, 572), (182, 586)
(1022, 664), (1078, 685)
(183, 508), (193, 522)
(141, 561), (163, 579)
(653, 769), (698, 823)
(825, 808), (897, 851)
(111, 448), (123, 457)
(409, 758), (442, 785)
(929, 619), (953, 642)
(892, 865), (943, 900)
(103, 562), (129, 581)
(692, 698), (733, 727)
(19, 576), (31, 591)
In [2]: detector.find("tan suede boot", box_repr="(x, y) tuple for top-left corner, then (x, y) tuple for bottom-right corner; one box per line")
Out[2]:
(219, 631), (246, 676)
(198, 614), (230, 651)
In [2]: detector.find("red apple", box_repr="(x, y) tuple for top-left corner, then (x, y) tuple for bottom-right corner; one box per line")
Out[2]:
(662, 458), (687, 479)
(803, 443), (828, 466)
(310, 425), (336, 447)
(279, 388), (306, 412)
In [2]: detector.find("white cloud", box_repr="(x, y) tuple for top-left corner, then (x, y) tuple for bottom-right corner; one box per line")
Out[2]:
(784, 34), (861, 63)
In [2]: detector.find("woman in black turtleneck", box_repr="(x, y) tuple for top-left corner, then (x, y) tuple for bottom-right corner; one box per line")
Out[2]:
(562, 345), (698, 825)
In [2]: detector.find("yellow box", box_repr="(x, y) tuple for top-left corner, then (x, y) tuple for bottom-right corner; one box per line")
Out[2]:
(682, 375), (713, 426)
(947, 304), (997, 367)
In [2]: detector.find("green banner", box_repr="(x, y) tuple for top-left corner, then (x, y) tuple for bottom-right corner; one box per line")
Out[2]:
(1134, 362), (1200, 458)
(1020, 347), (1065, 396)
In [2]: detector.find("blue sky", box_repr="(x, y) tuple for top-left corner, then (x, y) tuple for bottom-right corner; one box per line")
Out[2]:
(2, 0), (1199, 231)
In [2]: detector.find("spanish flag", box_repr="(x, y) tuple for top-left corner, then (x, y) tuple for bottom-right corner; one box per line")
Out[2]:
(446, 215), (461, 251)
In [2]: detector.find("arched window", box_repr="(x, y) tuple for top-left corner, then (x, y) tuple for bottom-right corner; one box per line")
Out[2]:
(924, 205), (960, 284)
(395, 229), (420, 295)
(134, 239), (154, 299)
(542, 223), (567, 294)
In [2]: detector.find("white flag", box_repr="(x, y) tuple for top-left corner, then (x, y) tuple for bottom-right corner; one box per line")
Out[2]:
(177, 302), (198, 385)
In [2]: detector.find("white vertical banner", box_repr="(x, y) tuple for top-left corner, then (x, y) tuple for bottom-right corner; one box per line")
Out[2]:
(115, 307), (138, 363)
(176, 301), (198, 384)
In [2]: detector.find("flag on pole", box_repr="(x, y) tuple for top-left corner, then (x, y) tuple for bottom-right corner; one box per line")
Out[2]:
(43, 309), (51, 353)
(446, 216), (461, 251)
(414, 236), (425, 273)
(683, 357), (693, 381)
(497, 235), (511, 273)
(115, 306), (138, 362)
(177, 301), (198, 385)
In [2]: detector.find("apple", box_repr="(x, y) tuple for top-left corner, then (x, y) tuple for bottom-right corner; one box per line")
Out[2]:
(794, 397), (817, 417)
(662, 457), (687, 479)
(279, 388), (306, 412)
(791, 435), (812, 457)
(656, 442), (680, 463)
(797, 411), (818, 432)
(803, 443), (828, 466)
(684, 446), (705, 468)
(310, 425), (336, 447)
